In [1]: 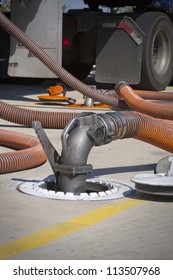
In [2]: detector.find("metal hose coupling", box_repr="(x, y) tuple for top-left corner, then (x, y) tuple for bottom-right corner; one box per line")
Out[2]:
(114, 81), (128, 93)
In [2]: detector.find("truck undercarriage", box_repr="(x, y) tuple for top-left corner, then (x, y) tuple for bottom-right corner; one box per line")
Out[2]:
(1, 0), (173, 90)
(84, 0), (172, 11)
(63, 0), (173, 90)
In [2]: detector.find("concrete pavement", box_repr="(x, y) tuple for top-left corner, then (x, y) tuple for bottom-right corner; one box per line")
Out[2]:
(0, 80), (173, 260)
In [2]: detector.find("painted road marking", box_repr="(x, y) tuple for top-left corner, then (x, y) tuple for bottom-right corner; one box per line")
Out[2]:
(0, 198), (144, 259)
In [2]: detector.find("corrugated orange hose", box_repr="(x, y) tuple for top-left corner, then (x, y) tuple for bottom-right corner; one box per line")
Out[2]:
(0, 129), (47, 174)
(0, 101), (78, 129)
(116, 82), (173, 119)
(117, 111), (173, 153)
(134, 89), (173, 100)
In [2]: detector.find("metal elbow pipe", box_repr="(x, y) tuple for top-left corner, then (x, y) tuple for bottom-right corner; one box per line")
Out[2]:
(33, 114), (103, 193)
(60, 116), (95, 166)
(58, 114), (96, 193)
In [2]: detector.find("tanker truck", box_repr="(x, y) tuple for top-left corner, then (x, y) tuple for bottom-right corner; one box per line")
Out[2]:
(0, 0), (173, 90)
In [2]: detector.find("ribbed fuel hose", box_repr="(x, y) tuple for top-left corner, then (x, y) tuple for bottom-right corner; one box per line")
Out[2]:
(151, 100), (173, 106)
(116, 111), (173, 153)
(0, 129), (47, 174)
(116, 82), (173, 119)
(0, 12), (118, 107)
(0, 101), (78, 128)
(135, 90), (173, 101)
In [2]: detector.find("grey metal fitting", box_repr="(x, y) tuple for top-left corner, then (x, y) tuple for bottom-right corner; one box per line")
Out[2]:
(84, 96), (94, 106)
(114, 81), (127, 94)
(87, 112), (128, 145)
(106, 112), (127, 139)
(58, 113), (98, 193)
(33, 111), (127, 194)
(96, 114), (116, 144)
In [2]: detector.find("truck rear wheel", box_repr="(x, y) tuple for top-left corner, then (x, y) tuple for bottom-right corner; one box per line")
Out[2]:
(136, 12), (173, 90)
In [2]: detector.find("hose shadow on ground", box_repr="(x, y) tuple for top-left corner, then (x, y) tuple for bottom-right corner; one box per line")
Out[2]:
(12, 163), (156, 188)
(88, 163), (156, 178)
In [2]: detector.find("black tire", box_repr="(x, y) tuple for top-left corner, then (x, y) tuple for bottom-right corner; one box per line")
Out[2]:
(136, 12), (173, 90)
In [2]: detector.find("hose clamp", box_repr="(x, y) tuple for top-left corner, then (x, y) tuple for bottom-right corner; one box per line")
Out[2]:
(97, 114), (116, 144)
(106, 112), (127, 139)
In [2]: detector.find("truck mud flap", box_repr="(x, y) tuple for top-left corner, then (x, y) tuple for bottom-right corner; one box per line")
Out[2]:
(95, 16), (144, 85)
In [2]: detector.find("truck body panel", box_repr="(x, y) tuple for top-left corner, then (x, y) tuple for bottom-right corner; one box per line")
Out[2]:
(8, 0), (62, 78)
(95, 16), (143, 84)
(1, 0), (173, 90)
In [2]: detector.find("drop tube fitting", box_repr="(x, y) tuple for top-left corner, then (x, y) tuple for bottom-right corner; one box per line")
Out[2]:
(58, 113), (98, 193)
(33, 113), (102, 193)
(116, 81), (173, 120)
(0, 12), (119, 107)
(33, 112), (116, 193)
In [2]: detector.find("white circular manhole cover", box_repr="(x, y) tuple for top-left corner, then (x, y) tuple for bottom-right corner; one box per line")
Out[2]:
(18, 178), (135, 201)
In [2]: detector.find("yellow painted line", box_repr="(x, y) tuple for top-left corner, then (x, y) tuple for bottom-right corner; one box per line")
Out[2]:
(0, 198), (144, 259)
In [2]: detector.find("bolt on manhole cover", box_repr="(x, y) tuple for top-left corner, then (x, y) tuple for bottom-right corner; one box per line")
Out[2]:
(18, 177), (135, 201)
